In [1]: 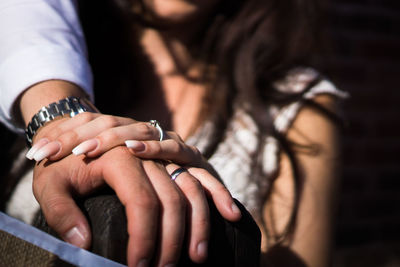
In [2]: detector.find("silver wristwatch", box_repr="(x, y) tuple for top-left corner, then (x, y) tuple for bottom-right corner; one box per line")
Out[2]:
(25, 96), (98, 147)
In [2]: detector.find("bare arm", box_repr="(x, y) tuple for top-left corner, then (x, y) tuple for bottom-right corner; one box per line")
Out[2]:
(262, 94), (341, 267)
(18, 80), (88, 127)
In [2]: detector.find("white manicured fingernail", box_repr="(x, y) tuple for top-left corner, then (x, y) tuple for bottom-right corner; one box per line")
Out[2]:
(72, 139), (99, 155)
(231, 202), (241, 215)
(125, 140), (145, 152)
(33, 141), (61, 161)
(197, 240), (208, 258)
(64, 226), (87, 248)
(26, 138), (49, 160)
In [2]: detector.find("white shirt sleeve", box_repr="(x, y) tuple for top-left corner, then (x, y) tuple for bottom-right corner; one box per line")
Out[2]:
(0, 0), (93, 133)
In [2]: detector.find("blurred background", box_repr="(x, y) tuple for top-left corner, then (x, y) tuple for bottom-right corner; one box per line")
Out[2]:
(325, 0), (400, 266)
(1, 0), (399, 266)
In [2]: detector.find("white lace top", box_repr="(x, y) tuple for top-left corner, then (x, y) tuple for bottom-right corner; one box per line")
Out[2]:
(186, 67), (348, 219)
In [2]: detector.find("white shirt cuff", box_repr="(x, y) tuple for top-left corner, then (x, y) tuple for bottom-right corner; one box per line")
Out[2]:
(0, 45), (93, 133)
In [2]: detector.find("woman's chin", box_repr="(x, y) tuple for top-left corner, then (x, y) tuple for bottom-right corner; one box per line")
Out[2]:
(148, 6), (199, 24)
(141, 0), (219, 26)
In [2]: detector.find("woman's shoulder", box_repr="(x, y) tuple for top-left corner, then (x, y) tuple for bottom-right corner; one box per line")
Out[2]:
(269, 67), (349, 134)
(273, 67), (348, 97)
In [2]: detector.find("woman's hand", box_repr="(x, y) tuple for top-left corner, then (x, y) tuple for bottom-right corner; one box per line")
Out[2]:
(25, 112), (161, 161)
(26, 113), (214, 177)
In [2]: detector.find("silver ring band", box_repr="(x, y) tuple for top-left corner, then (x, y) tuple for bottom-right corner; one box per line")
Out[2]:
(170, 167), (187, 181)
(149, 120), (164, 141)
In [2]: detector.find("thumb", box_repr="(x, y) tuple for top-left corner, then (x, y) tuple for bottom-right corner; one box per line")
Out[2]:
(37, 181), (91, 249)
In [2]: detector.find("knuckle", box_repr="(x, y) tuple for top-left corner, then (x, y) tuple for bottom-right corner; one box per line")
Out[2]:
(152, 143), (162, 154)
(132, 192), (159, 211)
(57, 130), (79, 145)
(166, 190), (186, 211)
(215, 183), (230, 195)
(123, 117), (136, 124)
(167, 243), (181, 256)
(166, 139), (181, 154)
(112, 145), (129, 153)
(196, 216), (209, 231)
(42, 198), (70, 228)
(183, 177), (204, 195)
(189, 167), (209, 178)
(99, 115), (120, 128)
(76, 112), (95, 123)
(103, 146), (133, 161)
(44, 127), (62, 140)
(99, 128), (119, 144)
(35, 120), (64, 140)
(135, 122), (154, 139)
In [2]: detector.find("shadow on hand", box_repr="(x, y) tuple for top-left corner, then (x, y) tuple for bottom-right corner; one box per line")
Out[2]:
(34, 189), (261, 267)
(263, 245), (308, 267)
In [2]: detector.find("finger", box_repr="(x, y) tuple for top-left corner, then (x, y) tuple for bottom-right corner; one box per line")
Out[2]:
(26, 138), (49, 160)
(72, 122), (163, 158)
(33, 166), (91, 249)
(187, 167), (242, 222)
(126, 139), (203, 167)
(28, 112), (101, 160)
(97, 147), (160, 267)
(142, 160), (186, 267)
(126, 140), (241, 222)
(27, 118), (70, 160)
(166, 163), (210, 263)
(30, 114), (135, 161)
(31, 112), (101, 145)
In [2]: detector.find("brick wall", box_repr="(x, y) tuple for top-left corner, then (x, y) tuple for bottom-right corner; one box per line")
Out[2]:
(326, 0), (400, 265)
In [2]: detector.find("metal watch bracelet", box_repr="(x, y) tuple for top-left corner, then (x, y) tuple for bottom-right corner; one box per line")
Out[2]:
(25, 96), (98, 147)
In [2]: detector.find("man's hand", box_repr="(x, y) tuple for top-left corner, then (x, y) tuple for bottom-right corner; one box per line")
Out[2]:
(33, 144), (240, 266)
